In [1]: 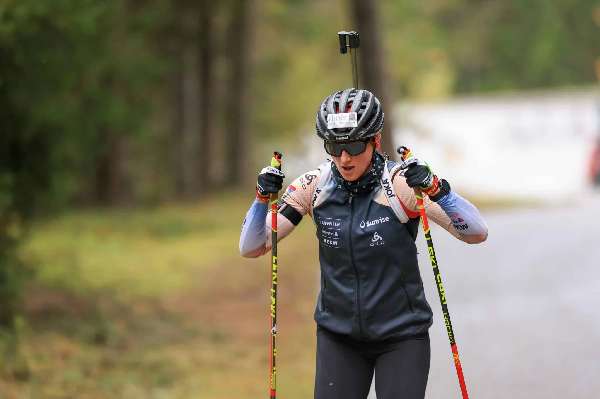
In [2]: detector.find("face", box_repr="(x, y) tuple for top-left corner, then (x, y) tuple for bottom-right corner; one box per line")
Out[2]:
(330, 140), (375, 182)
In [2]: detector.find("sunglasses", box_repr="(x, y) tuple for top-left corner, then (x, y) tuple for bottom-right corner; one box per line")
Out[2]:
(324, 138), (372, 157)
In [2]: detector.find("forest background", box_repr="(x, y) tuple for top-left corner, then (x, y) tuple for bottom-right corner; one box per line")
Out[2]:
(0, 0), (599, 397)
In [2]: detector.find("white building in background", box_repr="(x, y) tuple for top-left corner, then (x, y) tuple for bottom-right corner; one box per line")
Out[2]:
(284, 87), (600, 205)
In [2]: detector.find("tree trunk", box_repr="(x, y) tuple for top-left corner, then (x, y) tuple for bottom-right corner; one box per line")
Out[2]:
(198, 6), (214, 196)
(95, 130), (123, 206)
(178, 7), (202, 200)
(223, 0), (253, 187)
(351, 0), (396, 158)
(0, 231), (16, 332)
(95, 2), (128, 206)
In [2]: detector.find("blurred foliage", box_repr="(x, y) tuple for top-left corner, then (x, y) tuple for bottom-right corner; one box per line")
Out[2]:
(0, 195), (320, 398)
(0, 0), (169, 337)
(0, 0), (597, 212)
(431, 0), (600, 92)
(0, 0), (167, 209)
(0, 0), (597, 390)
(20, 195), (247, 301)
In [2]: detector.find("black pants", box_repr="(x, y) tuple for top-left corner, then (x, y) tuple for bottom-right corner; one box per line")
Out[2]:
(315, 326), (430, 399)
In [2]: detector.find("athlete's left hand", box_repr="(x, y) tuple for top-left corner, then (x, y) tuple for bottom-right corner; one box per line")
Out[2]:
(400, 157), (440, 197)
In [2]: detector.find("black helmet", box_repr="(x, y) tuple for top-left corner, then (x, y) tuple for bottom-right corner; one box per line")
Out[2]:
(316, 88), (384, 142)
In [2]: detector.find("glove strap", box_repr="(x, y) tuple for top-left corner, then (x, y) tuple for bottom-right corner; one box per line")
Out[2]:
(256, 187), (271, 202)
(421, 175), (440, 197)
(429, 178), (451, 202)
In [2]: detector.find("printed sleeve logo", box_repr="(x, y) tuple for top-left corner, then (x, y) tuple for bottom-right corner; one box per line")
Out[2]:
(370, 231), (385, 246)
(281, 185), (296, 201)
(453, 223), (469, 231)
(450, 213), (467, 230)
(300, 174), (317, 189)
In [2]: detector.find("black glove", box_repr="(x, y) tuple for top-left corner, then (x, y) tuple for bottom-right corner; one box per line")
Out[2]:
(256, 166), (285, 201)
(401, 158), (435, 189)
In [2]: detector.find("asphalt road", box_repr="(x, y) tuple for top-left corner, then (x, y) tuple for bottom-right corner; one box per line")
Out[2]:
(368, 195), (600, 399)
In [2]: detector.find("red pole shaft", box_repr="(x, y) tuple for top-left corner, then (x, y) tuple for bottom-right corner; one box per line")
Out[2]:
(413, 189), (469, 399)
(269, 152), (282, 399)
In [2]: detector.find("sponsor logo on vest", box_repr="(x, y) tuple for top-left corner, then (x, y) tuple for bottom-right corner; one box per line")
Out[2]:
(320, 220), (341, 227)
(359, 216), (390, 229)
(320, 217), (342, 248)
(370, 231), (385, 246)
(323, 238), (339, 246)
(381, 178), (394, 198)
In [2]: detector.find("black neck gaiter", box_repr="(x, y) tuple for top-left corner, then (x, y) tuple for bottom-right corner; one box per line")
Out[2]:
(331, 150), (386, 194)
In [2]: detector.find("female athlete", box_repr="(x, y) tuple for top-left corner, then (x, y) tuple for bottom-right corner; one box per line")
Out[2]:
(239, 88), (488, 399)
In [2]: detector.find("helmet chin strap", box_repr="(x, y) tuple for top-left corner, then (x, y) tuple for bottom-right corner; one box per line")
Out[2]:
(374, 133), (382, 152)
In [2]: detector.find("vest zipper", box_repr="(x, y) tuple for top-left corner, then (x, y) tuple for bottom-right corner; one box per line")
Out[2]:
(400, 278), (415, 313)
(348, 192), (365, 340)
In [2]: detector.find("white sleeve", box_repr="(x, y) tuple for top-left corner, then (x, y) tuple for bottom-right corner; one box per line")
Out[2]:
(239, 199), (269, 256)
(435, 191), (488, 236)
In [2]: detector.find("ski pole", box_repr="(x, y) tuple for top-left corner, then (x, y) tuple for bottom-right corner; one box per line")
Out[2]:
(269, 151), (282, 399)
(338, 31), (360, 89)
(398, 146), (470, 399)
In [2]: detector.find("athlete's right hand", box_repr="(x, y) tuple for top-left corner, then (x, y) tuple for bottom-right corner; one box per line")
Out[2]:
(256, 166), (285, 202)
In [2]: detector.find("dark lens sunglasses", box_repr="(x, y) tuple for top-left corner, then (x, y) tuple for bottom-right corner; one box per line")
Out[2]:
(324, 138), (372, 157)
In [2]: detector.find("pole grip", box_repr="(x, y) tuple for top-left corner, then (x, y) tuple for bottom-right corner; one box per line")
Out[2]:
(397, 146), (413, 162)
(271, 151), (282, 170)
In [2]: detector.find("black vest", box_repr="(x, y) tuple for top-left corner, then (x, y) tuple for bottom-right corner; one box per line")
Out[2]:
(313, 163), (433, 341)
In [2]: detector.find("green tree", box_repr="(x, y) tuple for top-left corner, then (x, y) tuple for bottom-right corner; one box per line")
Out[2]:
(433, 0), (600, 92)
(0, 0), (164, 333)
